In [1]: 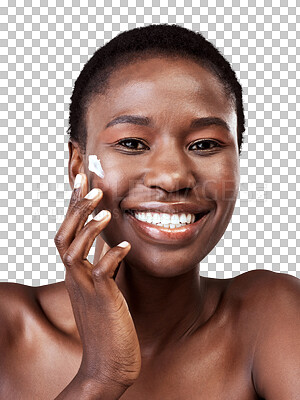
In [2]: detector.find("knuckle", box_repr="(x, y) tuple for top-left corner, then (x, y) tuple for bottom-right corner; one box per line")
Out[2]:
(69, 193), (78, 208)
(63, 251), (77, 268)
(68, 187), (83, 209)
(54, 233), (64, 249)
(69, 190), (80, 207)
(71, 202), (84, 218)
(91, 266), (106, 282)
(92, 247), (126, 282)
(71, 200), (94, 219)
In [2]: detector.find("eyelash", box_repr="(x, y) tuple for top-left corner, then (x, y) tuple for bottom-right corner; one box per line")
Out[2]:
(189, 140), (222, 152)
(116, 138), (149, 151)
(116, 138), (222, 153)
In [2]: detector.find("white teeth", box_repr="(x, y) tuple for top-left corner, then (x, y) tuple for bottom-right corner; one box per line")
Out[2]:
(132, 211), (197, 229)
(146, 212), (152, 223)
(152, 213), (160, 224)
(170, 214), (180, 224)
(161, 213), (171, 224)
(179, 213), (187, 224)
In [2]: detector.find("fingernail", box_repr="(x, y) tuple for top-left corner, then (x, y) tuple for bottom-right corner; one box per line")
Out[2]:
(117, 241), (130, 248)
(74, 174), (82, 189)
(84, 188), (101, 200)
(93, 210), (110, 221)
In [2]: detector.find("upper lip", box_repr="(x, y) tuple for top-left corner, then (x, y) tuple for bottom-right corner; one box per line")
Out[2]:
(123, 202), (210, 215)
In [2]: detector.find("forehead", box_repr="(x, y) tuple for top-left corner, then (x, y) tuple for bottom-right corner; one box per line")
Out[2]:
(86, 56), (235, 133)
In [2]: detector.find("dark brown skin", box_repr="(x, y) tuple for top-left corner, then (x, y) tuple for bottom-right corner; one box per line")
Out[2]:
(0, 56), (299, 399)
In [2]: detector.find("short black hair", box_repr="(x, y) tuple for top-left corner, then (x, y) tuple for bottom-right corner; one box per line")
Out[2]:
(68, 24), (245, 155)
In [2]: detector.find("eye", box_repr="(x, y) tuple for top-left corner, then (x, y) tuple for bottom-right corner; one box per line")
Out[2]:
(189, 139), (222, 152)
(116, 138), (149, 151)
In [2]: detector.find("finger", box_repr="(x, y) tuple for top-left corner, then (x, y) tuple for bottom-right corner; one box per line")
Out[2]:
(67, 173), (98, 233)
(99, 242), (120, 281)
(55, 185), (103, 259)
(72, 188), (103, 235)
(67, 173), (89, 214)
(92, 241), (131, 294)
(55, 172), (87, 257)
(64, 210), (111, 262)
(64, 257), (94, 293)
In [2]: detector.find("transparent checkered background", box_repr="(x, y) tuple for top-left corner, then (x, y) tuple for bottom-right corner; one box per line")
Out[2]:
(0, 0), (299, 285)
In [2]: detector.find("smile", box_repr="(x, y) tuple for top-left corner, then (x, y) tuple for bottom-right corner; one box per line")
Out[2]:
(125, 209), (210, 243)
(127, 210), (198, 229)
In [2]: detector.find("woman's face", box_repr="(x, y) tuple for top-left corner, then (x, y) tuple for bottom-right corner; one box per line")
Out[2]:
(83, 56), (240, 277)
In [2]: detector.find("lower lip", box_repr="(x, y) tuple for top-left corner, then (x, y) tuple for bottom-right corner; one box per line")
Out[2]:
(126, 212), (209, 244)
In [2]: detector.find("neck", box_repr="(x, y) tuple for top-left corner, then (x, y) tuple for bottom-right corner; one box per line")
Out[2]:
(116, 260), (208, 357)
(94, 238), (209, 358)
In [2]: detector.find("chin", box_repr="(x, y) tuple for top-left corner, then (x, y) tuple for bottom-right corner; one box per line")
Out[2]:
(122, 245), (207, 278)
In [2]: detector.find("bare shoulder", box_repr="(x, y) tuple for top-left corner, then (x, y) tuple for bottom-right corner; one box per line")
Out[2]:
(228, 269), (300, 399)
(0, 282), (38, 350)
(225, 269), (300, 338)
(0, 281), (76, 344)
(225, 268), (300, 308)
(0, 281), (37, 321)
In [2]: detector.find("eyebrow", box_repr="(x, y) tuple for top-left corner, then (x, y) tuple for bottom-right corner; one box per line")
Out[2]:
(105, 115), (230, 132)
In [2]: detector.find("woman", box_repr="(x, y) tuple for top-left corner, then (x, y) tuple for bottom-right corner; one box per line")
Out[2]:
(0, 24), (299, 399)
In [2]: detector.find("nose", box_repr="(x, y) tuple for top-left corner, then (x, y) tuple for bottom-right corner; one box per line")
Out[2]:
(143, 143), (197, 193)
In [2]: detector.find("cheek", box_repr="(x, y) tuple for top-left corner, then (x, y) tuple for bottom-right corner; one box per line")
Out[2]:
(88, 165), (133, 216)
(86, 152), (127, 193)
(198, 156), (239, 203)
(99, 152), (146, 198)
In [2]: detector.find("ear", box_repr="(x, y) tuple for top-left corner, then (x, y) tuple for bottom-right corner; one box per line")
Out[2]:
(68, 140), (85, 190)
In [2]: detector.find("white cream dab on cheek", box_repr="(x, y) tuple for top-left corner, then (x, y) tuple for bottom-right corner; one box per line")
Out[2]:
(88, 155), (105, 178)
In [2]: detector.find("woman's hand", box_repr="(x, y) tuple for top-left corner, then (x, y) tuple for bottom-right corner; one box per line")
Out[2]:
(54, 173), (141, 396)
